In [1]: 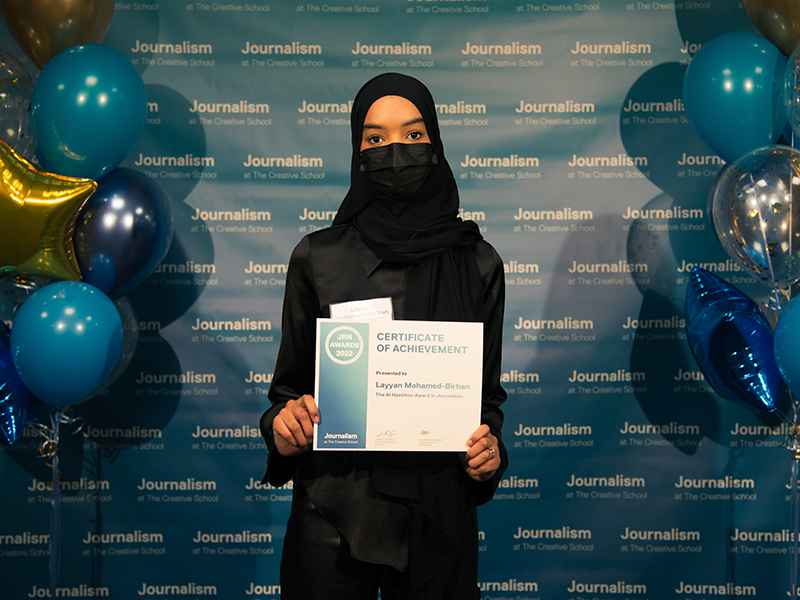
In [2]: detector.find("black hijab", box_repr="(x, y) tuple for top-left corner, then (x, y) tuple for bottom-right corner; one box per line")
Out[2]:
(332, 73), (484, 322)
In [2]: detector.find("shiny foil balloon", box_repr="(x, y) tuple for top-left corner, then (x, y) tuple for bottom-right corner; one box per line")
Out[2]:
(742, 0), (800, 57)
(0, 139), (97, 281)
(10, 281), (123, 408)
(711, 145), (800, 289)
(75, 168), (173, 299)
(0, 49), (36, 160)
(784, 43), (800, 140)
(0, 321), (36, 446)
(683, 32), (787, 164)
(773, 294), (800, 399)
(31, 44), (148, 180)
(685, 268), (782, 413)
(0, 0), (114, 69)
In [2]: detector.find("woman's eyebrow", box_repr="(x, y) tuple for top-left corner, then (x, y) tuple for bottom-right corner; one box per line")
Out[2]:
(362, 117), (425, 131)
(403, 117), (425, 127)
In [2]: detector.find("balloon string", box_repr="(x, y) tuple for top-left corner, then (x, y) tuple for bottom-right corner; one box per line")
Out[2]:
(790, 392), (800, 597)
(28, 409), (84, 597)
(49, 410), (61, 600)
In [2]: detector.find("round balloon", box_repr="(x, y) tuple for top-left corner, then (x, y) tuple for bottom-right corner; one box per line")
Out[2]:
(82, 296), (139, 402)
(742, 0), (800, 57)
(784, 43), (800, 139)
(31, 44), (147, 180)
(75, 168), (173, 299)
(683, 32), (787, 164)
(10, 281), (123, 408)
(0, 49), (36, 160)
(774, 294), (800, 397)
(0, 0), (114, 69)
(711, 145), (800, 289)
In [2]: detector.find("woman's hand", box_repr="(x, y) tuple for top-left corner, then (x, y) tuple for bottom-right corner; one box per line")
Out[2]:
(461, 424), (500, 482)
(272, 395), (319, 457)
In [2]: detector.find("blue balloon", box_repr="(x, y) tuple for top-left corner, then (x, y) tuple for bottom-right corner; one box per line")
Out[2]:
(774, 295), (800, 398)
(75, 168), (174, 299)
(10, 281), (123, 408)
(683, 32), (787, 164)
(0, 322), (37, 446)
(30, 44), (147, 180)
(685, 268), (782, 413)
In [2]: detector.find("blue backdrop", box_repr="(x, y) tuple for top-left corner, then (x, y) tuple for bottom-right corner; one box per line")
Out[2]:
(1, 1), (795, 598)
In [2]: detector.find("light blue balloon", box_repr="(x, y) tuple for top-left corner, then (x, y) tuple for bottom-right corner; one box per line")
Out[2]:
(683, 32), (787, 164)
(10, 281), (123, 408)
(30, 44), (147, 180)
(774, 295), (800, 398)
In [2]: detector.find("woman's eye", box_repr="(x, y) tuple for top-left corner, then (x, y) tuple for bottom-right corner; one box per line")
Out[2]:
(367, 135), (383, 144)
(408, 131), (423, 140)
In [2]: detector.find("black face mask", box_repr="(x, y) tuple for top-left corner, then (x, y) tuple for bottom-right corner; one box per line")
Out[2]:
(359, 143), (437, 199)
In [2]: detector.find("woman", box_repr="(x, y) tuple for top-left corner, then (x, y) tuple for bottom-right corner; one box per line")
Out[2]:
(259, 73), (507, 599)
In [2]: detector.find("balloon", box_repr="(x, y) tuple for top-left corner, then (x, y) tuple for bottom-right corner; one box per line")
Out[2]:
(10, 281), (123, 408)
(0, 0), (114, 69)
(0, 275), (52, 305)
(711, 145), (800, 289)
(75, 168), (173, 299)
(82, 296), (139, 401)
(683, 32), (787, 164)
(742, 0), (800, 57)
(0, 49), (36, 160)
(774, 294), (800, 397)
(0, 139), (97, 281)
(685, 268), (782, 414)
(784, 43), (800, 140)
(0, 321), (37, 446)
(31, 44), (148, 180)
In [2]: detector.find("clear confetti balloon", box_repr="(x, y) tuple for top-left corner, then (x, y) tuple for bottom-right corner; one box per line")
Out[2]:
(711, 144), (800, 290)
(0, 49), (36, 160)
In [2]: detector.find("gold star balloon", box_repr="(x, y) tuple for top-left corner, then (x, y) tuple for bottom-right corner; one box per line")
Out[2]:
(0, 139), (96, 281)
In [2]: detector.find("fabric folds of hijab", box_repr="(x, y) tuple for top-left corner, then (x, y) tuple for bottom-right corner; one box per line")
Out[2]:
(332, 72), (484, 323)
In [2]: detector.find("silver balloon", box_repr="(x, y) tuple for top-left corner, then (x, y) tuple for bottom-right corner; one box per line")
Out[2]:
(712, 145), (800, 290)
(0, 49), (36, 160)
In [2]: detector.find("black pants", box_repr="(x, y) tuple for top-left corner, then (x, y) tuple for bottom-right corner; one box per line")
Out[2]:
(279, 491), (480, 600)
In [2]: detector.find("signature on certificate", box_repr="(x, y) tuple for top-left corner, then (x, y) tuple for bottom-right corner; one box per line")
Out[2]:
(377, 430), (397, 438)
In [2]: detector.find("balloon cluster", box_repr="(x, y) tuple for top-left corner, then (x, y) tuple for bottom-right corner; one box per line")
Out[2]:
(0, 5), (173, 447)
(682, 17), (800, 414)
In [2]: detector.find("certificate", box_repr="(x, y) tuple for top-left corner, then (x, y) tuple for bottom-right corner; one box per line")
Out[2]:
(313, 319), (483, 451)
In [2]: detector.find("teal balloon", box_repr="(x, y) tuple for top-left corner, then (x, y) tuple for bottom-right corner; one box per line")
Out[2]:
(10, 281), (123, 408)
(30, 44), (147, 180)
(683, 32), (787, 164)
(774, 295), (800, 398)
(685, 268), (781, 413)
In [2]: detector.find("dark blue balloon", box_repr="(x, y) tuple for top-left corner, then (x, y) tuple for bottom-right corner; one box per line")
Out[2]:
(685, 268), (782, 413)
(30, 44), (147, 180)
(75, 168), (173, 300)
(10, 281), (124, 408)
(0, 321), (37, 446)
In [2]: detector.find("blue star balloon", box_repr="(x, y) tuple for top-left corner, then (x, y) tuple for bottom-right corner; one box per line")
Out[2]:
(685, 268), (782, 413)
